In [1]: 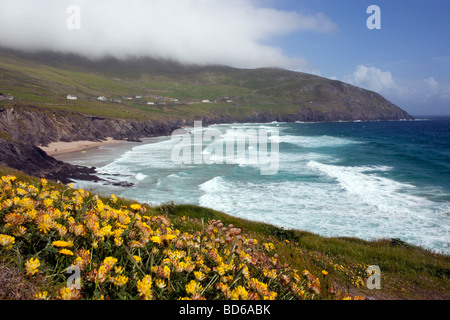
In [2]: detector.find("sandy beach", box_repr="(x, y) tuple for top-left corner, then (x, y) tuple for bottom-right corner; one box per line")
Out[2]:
(39, 138), (123, 156)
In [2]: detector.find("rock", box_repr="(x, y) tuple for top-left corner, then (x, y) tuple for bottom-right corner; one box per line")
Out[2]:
(0, 139), (101, 184)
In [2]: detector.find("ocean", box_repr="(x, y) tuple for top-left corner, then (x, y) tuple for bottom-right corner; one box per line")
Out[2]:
(59, 117), (450, 254)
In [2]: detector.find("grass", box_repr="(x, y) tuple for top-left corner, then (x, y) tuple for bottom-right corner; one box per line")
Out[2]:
(170, 205), (450, 300)
(0, 49), (368, 122)
(0, 166), (448, 300)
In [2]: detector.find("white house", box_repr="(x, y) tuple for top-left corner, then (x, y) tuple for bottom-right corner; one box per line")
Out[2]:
(202, 99), (211, 103)
(97, 96), (107, 101)
(0, 94), (13, 101)
(147, 102), (155, 105)
(67, 95), (77, 100)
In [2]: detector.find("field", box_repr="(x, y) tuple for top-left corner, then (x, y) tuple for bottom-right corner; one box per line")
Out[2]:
(0, 50), (303, 121)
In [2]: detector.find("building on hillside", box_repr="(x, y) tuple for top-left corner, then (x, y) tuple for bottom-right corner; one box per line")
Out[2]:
(66, 94), (78, 100)
(97, 96), (107, 101)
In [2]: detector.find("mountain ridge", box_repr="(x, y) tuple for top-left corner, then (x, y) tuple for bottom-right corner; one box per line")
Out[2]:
(0, 48), (413, 182)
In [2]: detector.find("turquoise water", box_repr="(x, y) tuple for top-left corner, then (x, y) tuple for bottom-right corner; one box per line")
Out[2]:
(62, 118), (450, 253)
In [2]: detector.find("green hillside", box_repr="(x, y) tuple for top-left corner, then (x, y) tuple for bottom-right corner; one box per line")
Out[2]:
(0, 48), (412, 122)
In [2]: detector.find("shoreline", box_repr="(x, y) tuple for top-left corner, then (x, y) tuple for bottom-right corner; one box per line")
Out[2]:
(38, 138), (125, 157)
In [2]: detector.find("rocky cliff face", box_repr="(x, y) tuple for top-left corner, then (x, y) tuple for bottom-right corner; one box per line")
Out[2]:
(0, 139), (99, 184)
(0, 106), (186, 182)
(0, 106), (184, 146)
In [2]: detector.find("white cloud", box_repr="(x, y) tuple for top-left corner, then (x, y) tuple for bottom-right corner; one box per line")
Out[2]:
(424, 77), (439, 95)
(0, 0), (337, 69)
(342, 65), (450, 115)
(343, 65), (398, 94)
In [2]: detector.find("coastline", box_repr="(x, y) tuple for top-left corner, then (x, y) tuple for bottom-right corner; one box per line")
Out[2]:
(38, 137), (125, 157)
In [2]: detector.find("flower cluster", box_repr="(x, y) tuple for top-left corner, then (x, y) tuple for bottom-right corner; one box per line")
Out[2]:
(0, 175), (365, 300)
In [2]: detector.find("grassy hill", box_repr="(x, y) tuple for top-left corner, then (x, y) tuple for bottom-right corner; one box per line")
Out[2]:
(0, 48), (412, 122)
(0, 166), (448, 300)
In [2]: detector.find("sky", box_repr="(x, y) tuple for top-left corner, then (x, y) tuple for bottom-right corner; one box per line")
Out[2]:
(0, 0), (449, 115)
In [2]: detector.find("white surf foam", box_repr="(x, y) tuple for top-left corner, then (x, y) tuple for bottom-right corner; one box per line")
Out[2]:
(306, 161), (427, 214)
(198, 164), (450, 253)
(279, 135), (362, 148)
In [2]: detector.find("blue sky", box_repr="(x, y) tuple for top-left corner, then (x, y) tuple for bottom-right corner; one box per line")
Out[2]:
(259, 0), (450, 115)
(1, 0), (449, 115)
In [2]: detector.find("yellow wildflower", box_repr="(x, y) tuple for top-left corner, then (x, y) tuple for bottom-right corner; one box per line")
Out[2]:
(20, 197), (34, 210)
(263, 268), (277, 280)
(114, 236), (123, 246)
(155, 278), (166, 289)
(2, 175), (17, 183)
(231, 286), (248, 300)
(74, 224), (85, 236)
(164, 234), (177, 241)
(96, 265), (108, 284)
(155, 265), (171, 279)
(43, 198), (53, 208)
(16, 188), (27, 196)
(0, 234), (15, 247)
(111, 275), (129, 286)
(74, 196), (84, 207)
(59, 249), (74, 256)
(249, 278), (270, 296)
(55, 224), (67, 237)
(103, 257), (118, 270)
(137, 275), (153, 300)
(186, 280), (203, 295)
(12, 226), (27, 237)
(215, 265), (225, 276)
(263, 291), (278, 300)
(115, 266), (125, 274)
(40, 178), (48, 187)
(59, 287), (82, 300)
(133, 255), (142, 263)
(2, 198), (13, 209)
(37, 214), (53, 234)
(96, 199), (105, 212)
(99, 225), (112, 237)
(34, 291), (49, 300)
(110, 194), (118, 204)
(37, 222), (52, 234)
(25, 257), (40, 276)
(52, 240), (73, 248)
(193, 271), (205, 282)
(263, 242), (276, 251)
(151, 235), (162, 245)
(130, 204), (141, 211)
